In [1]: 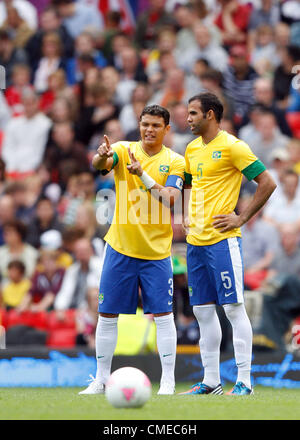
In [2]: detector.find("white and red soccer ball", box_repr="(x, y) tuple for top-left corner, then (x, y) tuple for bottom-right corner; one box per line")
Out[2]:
(105, 367), (152, 408)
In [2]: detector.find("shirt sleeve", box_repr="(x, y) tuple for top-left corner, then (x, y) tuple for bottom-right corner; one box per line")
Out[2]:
(230, 139), (266, 181)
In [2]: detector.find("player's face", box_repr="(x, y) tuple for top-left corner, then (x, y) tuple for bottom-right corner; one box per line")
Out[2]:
(139, 114), (170, 148)
(187, 100), (209, 136)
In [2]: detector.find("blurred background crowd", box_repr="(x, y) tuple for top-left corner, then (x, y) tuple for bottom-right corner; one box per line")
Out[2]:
(0, 0), (300, 354)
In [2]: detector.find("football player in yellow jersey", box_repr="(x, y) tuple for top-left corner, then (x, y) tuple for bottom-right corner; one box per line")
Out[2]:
(79, 105), (185, 396)
(181, 93), (277, 396)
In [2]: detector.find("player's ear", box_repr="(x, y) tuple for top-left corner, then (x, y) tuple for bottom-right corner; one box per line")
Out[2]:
(164, 124), (171, 134)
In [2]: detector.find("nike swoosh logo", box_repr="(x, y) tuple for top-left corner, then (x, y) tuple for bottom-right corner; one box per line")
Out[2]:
(97, 355), (105, 359)
(225, 292), (235, 297)
(168, 301), (173, 305)
(163, 353), (173, 357)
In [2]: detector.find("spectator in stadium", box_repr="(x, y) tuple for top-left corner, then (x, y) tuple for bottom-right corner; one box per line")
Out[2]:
(0, 90), (11, 130)
(45, 121), (90, 190)
(17, 247), (65, 313)
(51, 0), (104, 39)
(25, 5), (74, 68)
(32, 31), (66, 94)
(0, 3), (34, 49)
(4, 63), (31, 117)
(173, 3), (200, 53)
(75, 83), (119, 146)
(178, 22), (229, 74)
(73, 200), (105, 254)
(1, 260), (30, 310)
(54, 237), (102, 313)
(222, 44), (258, 127)
(101, 10), (122, 61)
(164, 102), (194, 155)
(119, 82), (150, 137)
(253, 223), (300, 351)
(199, 69), (235, 121)
(214, 0), (252, 49)
(247, 111), (290, 168)
(0, 29), (28, 86)
(263, 169), (300, 230)
(39, 68), (74, 115)
(100, 118), (125, 152)
(25, 196), (63, 249)
(249, 24), (280, 75)
(1, 88), (52, 179)
(0, 195), (16, 246)
(243, 77), (292, 136)
(148, 67), (193, 108)
(115, 46), (148, 107)
(48, 95), (77, 124)
(0, 0), (38, 31)
(134, 0), (176, 51)
(274, 21), (291, 50)
(65, 31), (107, 85)
(0, 219), (38, 284)
(75, 284), (98, 348)
(145, 27), (181, 79)
(273, 45), (300, 108)
(248, 0), (280, 32)
(287, 138), (300, 175)
(238, 195), (280, 291)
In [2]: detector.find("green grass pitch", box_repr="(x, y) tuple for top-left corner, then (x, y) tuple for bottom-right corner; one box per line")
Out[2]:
(0, 384), (300, 420)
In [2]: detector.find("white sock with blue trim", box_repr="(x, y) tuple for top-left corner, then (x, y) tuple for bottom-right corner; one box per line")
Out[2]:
(223, 303), (252, 389)
(193, 304), (222, 388)
(95, 315), (118, 384)
(154, 313), (177, 387)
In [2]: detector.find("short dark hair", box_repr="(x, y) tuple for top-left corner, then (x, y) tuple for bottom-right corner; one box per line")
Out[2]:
(139, 105), (170, 126)
(188, 92), (224, 122)
(7, 260), (26, 275)
(3, 220), (27, 241)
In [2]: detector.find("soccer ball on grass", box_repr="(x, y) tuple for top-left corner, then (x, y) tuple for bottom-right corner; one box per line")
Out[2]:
(105, 367), (152, 408)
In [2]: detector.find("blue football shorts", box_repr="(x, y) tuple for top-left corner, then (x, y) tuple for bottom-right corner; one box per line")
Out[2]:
(98, 244), (174, 314)
(187, 237), (244, 306)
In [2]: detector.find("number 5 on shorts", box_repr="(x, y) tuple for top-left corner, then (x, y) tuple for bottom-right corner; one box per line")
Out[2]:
(221, 271), (232, 290)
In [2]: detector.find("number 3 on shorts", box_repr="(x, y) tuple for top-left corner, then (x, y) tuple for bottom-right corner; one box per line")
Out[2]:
(221, 271), (232, 290)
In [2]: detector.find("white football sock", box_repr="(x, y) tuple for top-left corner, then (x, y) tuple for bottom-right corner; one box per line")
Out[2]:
(223, 303), (253, 389)
(95, 315), (118, 385)
(154, 313), (177, 386)
(193, 304), (222, 388)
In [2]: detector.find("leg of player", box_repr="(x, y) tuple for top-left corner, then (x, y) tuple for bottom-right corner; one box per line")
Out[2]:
(79, 313), (118, 395)
(179, 303), (223, 395)
(223, 303), (253, 395)
(154, 311), (177, 395)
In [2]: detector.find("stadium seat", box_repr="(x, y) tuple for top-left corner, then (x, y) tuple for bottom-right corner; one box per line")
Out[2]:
(46, 328), (77, 348)
(5, 310), (48, 330)
(46, 309), (76, 330)
(0, 308), (7, 328)
(286, 112), (300, 138)
(25, 311), (48, 330)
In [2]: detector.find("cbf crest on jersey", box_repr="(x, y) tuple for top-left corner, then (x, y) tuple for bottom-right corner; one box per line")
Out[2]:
(212, 151), (222, 160)
(159, 165), (170, 174)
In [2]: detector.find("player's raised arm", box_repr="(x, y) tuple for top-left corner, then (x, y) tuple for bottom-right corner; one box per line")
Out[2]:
(92, 135), (114, 171)
(127, 148), (182, 207)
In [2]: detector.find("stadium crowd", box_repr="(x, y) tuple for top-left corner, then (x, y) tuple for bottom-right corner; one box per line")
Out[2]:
(0, 0), (300, 353)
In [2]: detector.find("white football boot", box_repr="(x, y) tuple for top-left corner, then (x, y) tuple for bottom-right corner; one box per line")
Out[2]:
(78, 375), (105, 395)
(157, 382), (175, 395)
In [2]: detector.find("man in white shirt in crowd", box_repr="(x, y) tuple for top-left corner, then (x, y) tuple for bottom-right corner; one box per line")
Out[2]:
(2, 88), (52, 178)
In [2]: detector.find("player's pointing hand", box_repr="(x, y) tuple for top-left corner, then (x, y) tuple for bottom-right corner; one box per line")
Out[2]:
(97, 134), (114, 159)
(127, 148), (143, 177)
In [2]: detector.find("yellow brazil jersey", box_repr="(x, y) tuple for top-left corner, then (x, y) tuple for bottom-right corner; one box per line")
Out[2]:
(103, 141), (185, 260)
(184, 130), (266, 246)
